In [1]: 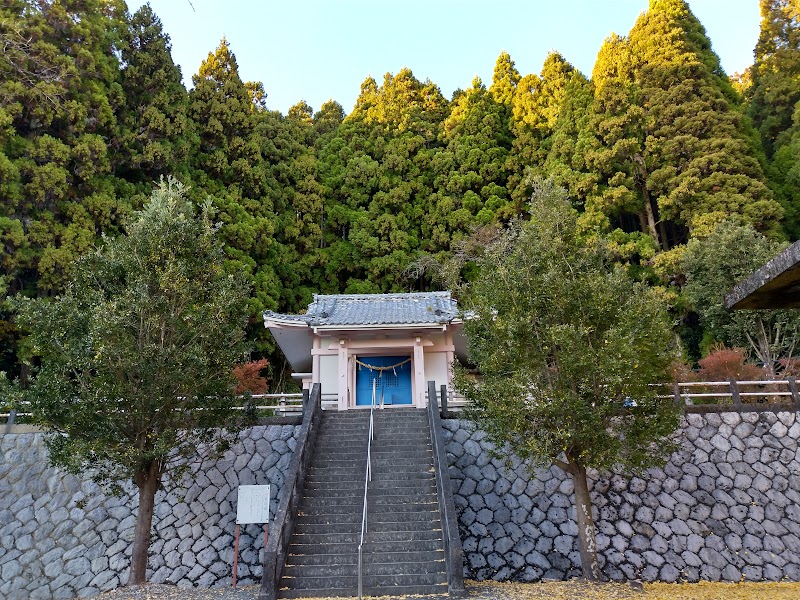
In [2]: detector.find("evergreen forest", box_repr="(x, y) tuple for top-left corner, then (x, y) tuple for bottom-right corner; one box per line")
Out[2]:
(3, 0), (800, 384)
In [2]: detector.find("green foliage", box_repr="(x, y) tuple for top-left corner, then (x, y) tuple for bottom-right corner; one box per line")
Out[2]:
(118, 4), (195, 185)
(0, 370), (22, 421)
(489, 50), (520, 107)
(0, 0), (131, 298)
(14, 179), (254, 486)
(434, 75), (512, 234)
(188, 38), (284, 328)
(456, 179), (680, 580)
(746, 1), (800, 239)
(578, 0), (781, 276)
(683, 221), (800, 376)
(748, 0), (800, 157)
(457, 179), (680, 476)
(2, 0), (798, 388)
(314, 69), (449, 292)
(509, 52), (586, 206)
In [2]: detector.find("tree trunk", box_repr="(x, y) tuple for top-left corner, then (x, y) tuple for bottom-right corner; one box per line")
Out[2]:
(567, 453), (602, 581)
(657, 219), (670, 251)
(632, 153), (662, 252)
(128, 462), (161, 585)
(641, 188), (662, 251)
(638, 211), (649, 236)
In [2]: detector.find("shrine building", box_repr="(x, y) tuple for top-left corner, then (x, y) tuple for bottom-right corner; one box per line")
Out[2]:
(264, 292), (467, 410)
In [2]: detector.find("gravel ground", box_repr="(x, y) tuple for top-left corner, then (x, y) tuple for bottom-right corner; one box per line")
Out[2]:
(94, 580), (800, 600)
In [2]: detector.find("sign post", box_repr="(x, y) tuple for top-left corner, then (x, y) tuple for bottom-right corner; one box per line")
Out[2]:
(233, 484), (270, 588)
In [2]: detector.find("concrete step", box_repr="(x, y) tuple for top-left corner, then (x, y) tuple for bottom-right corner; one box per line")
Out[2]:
(310, 449), (430, 460)
(278, 571), (447, 591)
(373, 440), (432, 449)
(312, 441), (375, 448)
(295, 509), (440, 525)
(299, 501), (439, 515)
(277, 582), (448, 598)
(303, 478), (437, 491)
(314, 438), (431, 449)
(309, 463), (432, 475)
(317, 431), (429, 440)
(314, 437), (430, 447)
(302, 485), (438, 498)
(305, 471), (434, 484)
(322, 412), (372, 419)
(290, 529), (444, 545)
(373, 434), (430, 440)
(303, 478), (434, 488)
(286, 548), (445, 566)
(311, 460), (432, 470)
(308, 462), (433, 472)
(294, 517), (442, 535)
(312, 449), (432, 461)
(301, 492), (438, 506)
(315, 427), (372, 434)
(282, 558), (446, 578)
(288, 537), (444, 555)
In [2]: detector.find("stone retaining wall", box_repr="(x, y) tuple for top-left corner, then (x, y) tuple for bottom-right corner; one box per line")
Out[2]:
(0, 424), (300, 600)
(443, 411), (800, 583)
(4, 409), (800, 598)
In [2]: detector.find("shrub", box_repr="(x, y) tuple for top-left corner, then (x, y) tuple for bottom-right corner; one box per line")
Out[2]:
(233, 358), (270, 394)
(697, 345), (763, 381)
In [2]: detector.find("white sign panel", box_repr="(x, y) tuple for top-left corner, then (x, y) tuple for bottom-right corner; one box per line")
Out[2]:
(236, 485), (270, 525)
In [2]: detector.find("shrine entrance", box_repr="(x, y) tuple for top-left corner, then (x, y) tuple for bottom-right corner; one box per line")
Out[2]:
(354, 355), (413, 406)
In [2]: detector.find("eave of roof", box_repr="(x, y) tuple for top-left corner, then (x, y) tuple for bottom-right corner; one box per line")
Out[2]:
(725, 240), (800, 310)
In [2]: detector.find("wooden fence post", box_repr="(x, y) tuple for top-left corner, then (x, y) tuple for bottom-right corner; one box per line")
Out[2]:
(729, 379), (742, 407)
(4, 409), (16, 434)
(787, 377), (800, 408)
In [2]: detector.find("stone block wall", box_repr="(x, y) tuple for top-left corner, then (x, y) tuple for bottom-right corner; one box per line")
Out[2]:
(443, 411), (800, 583)
(4, 409), (800, 598)
(0, 424), (300, 600)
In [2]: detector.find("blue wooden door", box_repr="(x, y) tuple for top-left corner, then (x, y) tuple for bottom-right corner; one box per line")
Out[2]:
(355, 356), (413, 406)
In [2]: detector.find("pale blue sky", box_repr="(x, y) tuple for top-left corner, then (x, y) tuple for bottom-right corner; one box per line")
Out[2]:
(127, 1), (760, 116)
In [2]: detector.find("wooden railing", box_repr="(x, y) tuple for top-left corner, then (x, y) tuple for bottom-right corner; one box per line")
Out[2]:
(670, 379), (800, 413)
(258, 383), (322, 600)
(424, 387), (468, 414)
(423, 379), (800, 416)
(245, 392), (341, 415)
(5, 379), (798, 427)
(0, 391), (340, 425)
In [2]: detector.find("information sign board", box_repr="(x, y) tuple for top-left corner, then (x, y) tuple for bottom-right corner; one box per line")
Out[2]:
(236, 485), (270, 525)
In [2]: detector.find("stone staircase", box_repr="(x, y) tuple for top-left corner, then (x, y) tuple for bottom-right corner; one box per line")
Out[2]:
(277, 408), (448, 598)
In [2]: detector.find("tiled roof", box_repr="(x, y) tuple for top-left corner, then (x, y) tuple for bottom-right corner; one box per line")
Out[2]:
(264, 292), (459, 327)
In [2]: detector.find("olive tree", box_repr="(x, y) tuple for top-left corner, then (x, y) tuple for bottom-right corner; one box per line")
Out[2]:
(14, 179), (254, 585)
(456, 180), (680, 580)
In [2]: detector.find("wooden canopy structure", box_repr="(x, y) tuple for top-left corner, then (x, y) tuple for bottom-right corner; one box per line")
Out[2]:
(725, 240), (800, 310)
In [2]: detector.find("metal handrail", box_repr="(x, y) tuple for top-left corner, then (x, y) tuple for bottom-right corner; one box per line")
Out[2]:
(358, 379), (377, 600)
